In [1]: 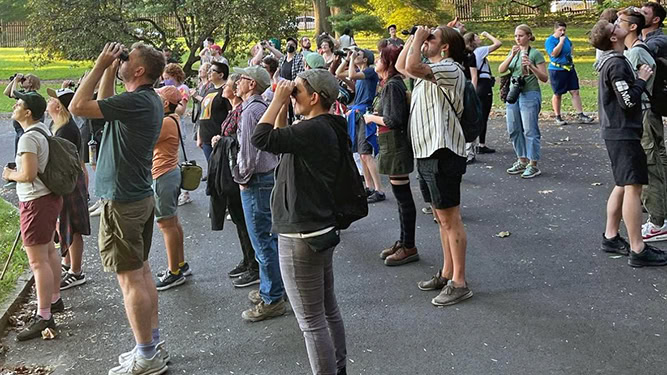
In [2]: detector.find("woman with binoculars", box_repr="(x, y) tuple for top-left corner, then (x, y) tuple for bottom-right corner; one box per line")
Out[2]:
(498, 24), (548, 179)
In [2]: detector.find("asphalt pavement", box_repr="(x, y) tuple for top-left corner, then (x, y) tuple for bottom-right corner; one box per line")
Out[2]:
(1, 114), (667, 375)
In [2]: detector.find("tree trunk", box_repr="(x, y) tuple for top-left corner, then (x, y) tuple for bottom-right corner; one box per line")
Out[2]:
(313, 0), (332, 35)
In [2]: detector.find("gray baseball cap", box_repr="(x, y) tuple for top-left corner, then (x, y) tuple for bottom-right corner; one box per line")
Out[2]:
(296, 70), (339, 103)
(233, 65), (271, 92)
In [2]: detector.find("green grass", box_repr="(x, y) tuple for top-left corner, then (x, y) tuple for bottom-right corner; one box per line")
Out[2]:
(0, 48), (92, 81)
(0, 198), (27, 305)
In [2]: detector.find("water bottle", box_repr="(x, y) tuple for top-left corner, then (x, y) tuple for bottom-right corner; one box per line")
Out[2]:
(88, 138), (98, 166)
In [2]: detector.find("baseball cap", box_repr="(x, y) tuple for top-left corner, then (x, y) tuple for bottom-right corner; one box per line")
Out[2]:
(297, 70), (339, 102)
(387, 24), (397, 31)
(233, 66), (271, 92)
(361, 49), (374, 66)
(13, 90), (47, 119)
(210, 44), (222, 53)
(156, 86), (183, 105)
(46, 87), (75, 109)
(305, 53), (326, 69)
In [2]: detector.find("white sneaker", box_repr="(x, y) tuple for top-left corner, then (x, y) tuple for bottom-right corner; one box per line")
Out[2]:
(177, 192), (192, 206)
(88, 199), (102, 213)
(642, 220), (667, 242)
(109, 351), (167, 375)
(90, 204), (103, 217)
(118, 341), (170, 367)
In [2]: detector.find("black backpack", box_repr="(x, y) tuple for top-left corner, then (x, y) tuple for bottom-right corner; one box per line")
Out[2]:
(26, 127), (82, 196)
(636, 44), (667, 116)
(443, 78), (483, 142)
(328, 121), (368, 230)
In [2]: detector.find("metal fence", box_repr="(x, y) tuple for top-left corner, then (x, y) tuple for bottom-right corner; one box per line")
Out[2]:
(444, 0), (595, 21)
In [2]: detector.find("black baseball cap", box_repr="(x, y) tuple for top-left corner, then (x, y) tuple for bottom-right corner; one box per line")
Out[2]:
(13, 90), (47, 120)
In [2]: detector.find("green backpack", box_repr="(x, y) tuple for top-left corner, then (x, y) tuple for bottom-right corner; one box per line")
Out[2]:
(26, 127), (82, 196)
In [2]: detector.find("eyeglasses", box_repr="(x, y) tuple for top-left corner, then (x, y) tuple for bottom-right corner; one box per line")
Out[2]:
(615, 18), (632, 25)
(210, 69), (222, 74)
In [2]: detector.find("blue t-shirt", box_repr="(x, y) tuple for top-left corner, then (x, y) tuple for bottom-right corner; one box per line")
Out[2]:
(545, 35), (573, 71)
(353, 67), (379, 107)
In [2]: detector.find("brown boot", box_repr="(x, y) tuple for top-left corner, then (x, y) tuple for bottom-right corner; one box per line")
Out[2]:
(384, 246), (419, 266)
(380, 241), (402, 260)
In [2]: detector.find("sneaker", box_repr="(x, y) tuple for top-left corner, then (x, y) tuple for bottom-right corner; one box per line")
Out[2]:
(365, 188), (375, 197)
(88, 199), (102, 213)
(642, 221), (667, 242)
(201, 175), (207, 182)
(577, 113), (594, 124)
(248, 289), (262, 305)
(521, 165), (541, 179)
(61, 263), (71, 276)
(51, 298), (65, 313)
(380, 241), (401, 260)
(16, 315), (55, 341)
(109, 351), (168, 375)
(156, 263), (191, 278)
(506, 161), (528, 175)
(476, 145), (496, 154)
(431, 280), (473, 306)
(155, 270), (186, 291)
(466, 152), (476, 164)
(367, 191), (386, 203)
(384, 246), (419, 266)
(3, 181), (16, 190)
(628, 244), (667, 268)
(555, 116), (568, 126)
(417, 270), (449, 291)
(601, 233), (630, 256)
(60, 271), (86, 290)
(177, 192), (192, 206)
(232, 270), (260, 288)
(118, 341), (170, 367)
(421, 206), (432, 215)
(228, 262), (248, 278)
(90, 204), (103, 217)
(241, 300), (287, 322)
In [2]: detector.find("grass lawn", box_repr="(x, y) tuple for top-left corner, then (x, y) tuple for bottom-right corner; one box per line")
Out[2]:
(0, 198), (27, 305)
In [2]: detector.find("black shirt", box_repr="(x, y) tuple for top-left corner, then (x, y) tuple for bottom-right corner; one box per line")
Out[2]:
(197, 85), (232, 144)
(463, 51), (477, 80)
(280, 58), (294, 80)
(53, 118), (82, 160)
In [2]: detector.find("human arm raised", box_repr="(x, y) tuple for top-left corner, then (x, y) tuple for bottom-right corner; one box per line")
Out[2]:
(498, 45), (520, 74)
(481, 32), (502, 53)
(404, 26), (436, 82)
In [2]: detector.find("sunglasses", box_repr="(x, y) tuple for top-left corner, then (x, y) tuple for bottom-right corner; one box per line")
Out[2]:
(210, 69), (222, 74)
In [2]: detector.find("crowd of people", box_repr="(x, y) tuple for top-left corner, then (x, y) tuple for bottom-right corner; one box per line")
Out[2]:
(2, 2), (667, 374)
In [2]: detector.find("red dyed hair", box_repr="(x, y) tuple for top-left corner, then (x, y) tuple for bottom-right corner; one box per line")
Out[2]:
(379, 44), (402, 81)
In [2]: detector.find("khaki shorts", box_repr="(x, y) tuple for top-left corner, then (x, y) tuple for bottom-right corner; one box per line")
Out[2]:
(99, 196), (155, 272)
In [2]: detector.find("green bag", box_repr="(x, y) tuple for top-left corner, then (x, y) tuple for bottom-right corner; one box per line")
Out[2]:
(25, 127), (82, 196)
(169, 115), (202, 191)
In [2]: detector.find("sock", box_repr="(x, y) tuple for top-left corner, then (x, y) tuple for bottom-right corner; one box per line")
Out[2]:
(152, 328), (160, 345)
(171, 268), (181, 275)
(136, 342), (157, 359)
(38, 307), (51, 320)
(178, 261), (186, 268)
(51, 293), (61, 304)
(391, 182), (417, 249)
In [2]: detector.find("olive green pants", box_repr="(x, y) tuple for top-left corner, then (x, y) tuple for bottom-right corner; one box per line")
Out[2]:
(641, 109), (667, 226)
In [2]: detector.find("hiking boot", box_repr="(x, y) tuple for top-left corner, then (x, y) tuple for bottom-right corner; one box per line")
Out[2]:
(555, 116), (568, 126)
(601, 234), (630, 256)
(241, 299), (287, 322)
(577, 113), (594, 124)
(417, 270), (448, 291)
(380, 241), (401, 260)
(156, 270), (186, 291)
(119, 341), (170, 366)
(431, 281), (473, 306)
(109, 351), (168, 375)
(61, 271), (86, 290)
(232, 270), (260, 288)
(628, 244), (667, 268)
(521, 165), (541, 179)
(248, 289), (262, 305)
(367, 191), (386, 203)
(51, 298), (65, 313)
(642, 221), (667, 242)
(385, 246), (419, 266)
(16, 315), (55, 341)
(228, 262), (247, 278)
(477, 145), (496, 154)
(506, 161), (528, 175)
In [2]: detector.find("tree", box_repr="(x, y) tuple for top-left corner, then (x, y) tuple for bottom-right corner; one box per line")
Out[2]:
(328, 0), (384, 34)
(313, 0), (333, 35)
(25, 0), (298, 76)
(0, 0), (29, 22)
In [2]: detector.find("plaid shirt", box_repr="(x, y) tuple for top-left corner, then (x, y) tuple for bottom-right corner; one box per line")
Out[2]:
(278, 53), (305, 81)
(221, 103), (242, 136)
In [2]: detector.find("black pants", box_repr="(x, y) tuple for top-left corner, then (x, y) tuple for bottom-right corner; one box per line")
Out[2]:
(228, 190), (259, 271)
(476, 78), (494, 145)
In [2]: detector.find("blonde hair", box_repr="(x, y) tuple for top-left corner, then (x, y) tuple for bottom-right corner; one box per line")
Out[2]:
(516, 24), (536, 42)
(50, 101), (71, 131)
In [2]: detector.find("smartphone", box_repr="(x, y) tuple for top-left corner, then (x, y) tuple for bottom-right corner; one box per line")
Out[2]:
(6, 162), (16, 169)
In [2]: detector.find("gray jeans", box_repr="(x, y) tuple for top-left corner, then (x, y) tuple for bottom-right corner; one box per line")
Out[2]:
(278, 235), (347, 375)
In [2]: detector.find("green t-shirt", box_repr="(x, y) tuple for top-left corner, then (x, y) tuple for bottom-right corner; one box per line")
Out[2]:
(507, 47), (546, 93)
(625, 43), (656, 105)
(96, 86), (164, 202)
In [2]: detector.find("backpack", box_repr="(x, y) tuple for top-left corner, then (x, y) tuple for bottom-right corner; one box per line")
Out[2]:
(328, 121), (368, 230)
(443, 79), (483, 142)
(636, 44), (667, 116)
(26, 127), (82, 196)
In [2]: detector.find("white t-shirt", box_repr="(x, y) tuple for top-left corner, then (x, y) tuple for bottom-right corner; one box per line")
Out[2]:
(16, 122), (51, 202)
(339, 35), (353, 49)
(473, 46), (492, 79)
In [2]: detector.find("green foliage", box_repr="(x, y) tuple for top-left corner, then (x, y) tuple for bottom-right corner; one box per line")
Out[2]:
(369, 0), (449, 32)
(0, 0), (29, 22)
(0, 198), (27, 305)
(329, 12), (384, 34)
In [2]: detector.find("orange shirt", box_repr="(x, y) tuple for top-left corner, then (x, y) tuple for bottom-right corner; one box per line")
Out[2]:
(152, 115), (180, 179)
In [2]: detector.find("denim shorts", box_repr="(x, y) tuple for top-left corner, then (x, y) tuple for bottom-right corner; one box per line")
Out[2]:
(417, 148), (466, 209)
(153, 168), (181, 221)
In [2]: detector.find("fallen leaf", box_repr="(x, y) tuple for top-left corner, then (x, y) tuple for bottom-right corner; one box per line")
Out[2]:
(496, 231), (511, 238)
(41, 327), (56, 340)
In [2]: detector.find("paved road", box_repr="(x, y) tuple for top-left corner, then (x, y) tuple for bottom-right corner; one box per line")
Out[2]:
(1, 115), (667, 375)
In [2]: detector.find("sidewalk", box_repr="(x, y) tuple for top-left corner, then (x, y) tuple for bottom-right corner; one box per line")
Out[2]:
(2, 117), (667, 375)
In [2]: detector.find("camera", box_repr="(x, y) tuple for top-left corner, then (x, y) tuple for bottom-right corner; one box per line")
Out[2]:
(260, 41), (267, 47)
(401, 26), (418, 36)
(333, 50), (346, 58)
(505, 76), (525, 104)
(9, 74), (25, 83)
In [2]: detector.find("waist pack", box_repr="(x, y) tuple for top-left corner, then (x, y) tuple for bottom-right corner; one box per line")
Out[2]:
(169, 115), (202, 191)
(636, 44), (667, 117)
(26, 127), (82, 196)
(443, 79), (483, 142)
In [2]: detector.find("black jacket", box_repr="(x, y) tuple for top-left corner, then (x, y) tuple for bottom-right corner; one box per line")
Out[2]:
(595, 51), (646, 141)
(379, 76), (409, 131)
(207, 136), (240, 231)
(644, 29), (667, 57)
(251, 114), (343, 234)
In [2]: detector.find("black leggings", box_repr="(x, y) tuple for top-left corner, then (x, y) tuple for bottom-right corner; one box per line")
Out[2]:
(476, 78), (494, 145)
(390, 177), (416, 249)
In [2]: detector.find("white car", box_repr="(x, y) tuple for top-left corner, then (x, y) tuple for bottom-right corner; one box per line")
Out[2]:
(550, 0), (596, 12)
